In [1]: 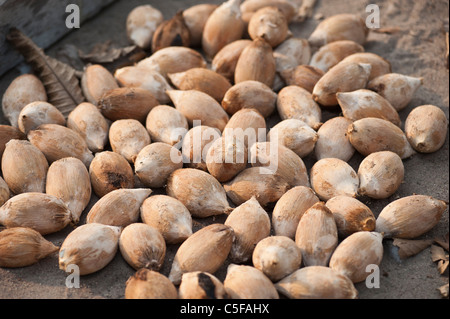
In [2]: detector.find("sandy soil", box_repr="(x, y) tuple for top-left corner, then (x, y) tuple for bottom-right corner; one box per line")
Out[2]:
(0, 0), (448, 299)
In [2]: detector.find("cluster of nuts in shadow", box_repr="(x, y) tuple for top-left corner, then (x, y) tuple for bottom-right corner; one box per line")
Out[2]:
(0, 0), (448, 299)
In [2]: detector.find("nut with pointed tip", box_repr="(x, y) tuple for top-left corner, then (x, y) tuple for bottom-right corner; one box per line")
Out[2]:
(314, 116), (355, 162)
(250, 141), (309, 188)
(234, 37), (276, 87)
(375, 195), (447, 239)
(224, 166), (291, 207)
(347, 117), (416, 159)
(167, 89), (229, 132)
(272, 186), (320, 239)
(340, 52), (391, 81)
(211, 39), (252, 82)
(136, 46), (207, 79)
(183, 4), (218, 47)
(134, 143), (183, 189)
(46, 157), (91, 225)
(223, 108), (267, 148)
(0, 227), (59, 268)
(325, 195), (376, 238)
(295, 202), (338, 266)
(0, 125), (26, 158)
(168, 68), (232, 102)
(275, 266), (358, 299)
(27, 123), (94, 167)
(119, 223), (166, 271)
(367, 73), (423, 111)
(151, 11), (190, 53)
(248, 6), (289, 48)
(166, 168), (233, 218)
(67, 102), (109, 153)
(126, 5), (164, 50)
(86, 188), (152, 227)
(329, 231), (384, 283)
(59, 223), (121, 276)
(89, 151), (134, 198)
(113, 66), (173, 105)
(202, 0), (245, 60)
(225, 196), (271, 263)
(336, 89), (401, 127)
(308, 13), (369, 48)
(312, 61), (372, 107)
(357, 151), (404, 199)
(109, 119), (151, 164)
(277, 85), (322, 130)
(240, 0), (297, 24)
(140, 195), (193, 244)
(179, 271), (228, 299)
(1, 74), (47, 127)
(224, 264), (279, 299)
(267, 119), (318, 158)
(222, 80), (277, 117)
(0, 177), (9, 207)
(145, 105), (188, 146)
(18, 101), (65, 134)
(404, 104), (448, 153)
(310, 157), (359, 201)
(81, 64), (118, 105)
(0, 192), (74, 235)
(1, 139), (48, 194)
(252, 236), (302, 282)
(168, 223), (234, 285)
(309, 40), (365, 73)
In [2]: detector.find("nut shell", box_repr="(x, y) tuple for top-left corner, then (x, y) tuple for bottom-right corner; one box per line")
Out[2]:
(340, 52), (391, 81)
(280, 65), (324, 94)
(179, 271), (227, 299)
(0, 125), (26, 158)
(248, 6), (289, 48)
(125, 268), (178, 299)
(59, 223), (121, 275)
(223, 108), (267, 148)
(295, 202), (338, 266)
(119, 223), (166, 270)
(182, 4), (218, 47)
(109, 119), (151, 163)
(168, 223), (234, 285)
(151, 11), (190, 53)
(329, 231), (384, 283)
(404, 104), (448, 153)
(224, 196), (271, 263)
(145, 105), (188, 146)
(275, 266), (358, 299)
(126, 5), (164, 50)
(181, 125), (221, 171)
(0, 227), (59, 268)
(211, 39), (252, 82)
(309, 40), (365, 72)
(17, 101), (65, 134)
(81, 64), (118, 105)
(375, 195), (447, 239)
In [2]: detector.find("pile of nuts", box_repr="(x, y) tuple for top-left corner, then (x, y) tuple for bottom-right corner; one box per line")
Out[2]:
(0, 0), (448, 299)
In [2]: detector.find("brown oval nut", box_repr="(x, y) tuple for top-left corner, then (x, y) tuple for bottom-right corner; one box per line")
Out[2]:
(1, 74), (47, 127)
(67, 102), (109, 153)
(201, 0), (245, 60)
(309, 40), (365, 72)
(126, 5), (164, 50)
(98, 87), (160, 123)
(146, 105), (189, 146)
(125, 268), (178, 299)
(168, 68), (232, 102)
(222, 80), (277, 117)
(404, 104), (448, 153)
(1, 139), (48, 194)
(134, 142), (183, 189)
(17, 101), (65, 134)
(325, 195), (376, 238)
(308, 13), (369, 48)
(280, 65), (324, 94)
(0, 125), (26, 158)
(89, 151), (134, 198)
(211, 39), (252, 82)
(183, 3), (218, 47)
(81, 64), (119, 105)
(314, 117), (355, 162)
(340, 52), (391, 81)
(248, 6), (289, 48)
(234, 37), (276, 88)
(109, 119), (151, 163)
(27, 123), (94, 167)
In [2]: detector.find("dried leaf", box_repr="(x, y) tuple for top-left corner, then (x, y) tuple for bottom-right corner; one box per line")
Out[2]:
(78, 41), (146, 73)
(6, 28), (85, 118)
(435, 232), (449, 252)
(431, 244), (447, 263)
(438, 283), (449, 298)
(392, 238), (433, 259)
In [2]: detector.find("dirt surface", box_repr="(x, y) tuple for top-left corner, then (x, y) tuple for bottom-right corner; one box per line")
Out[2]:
(0, 0), (449, 299)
